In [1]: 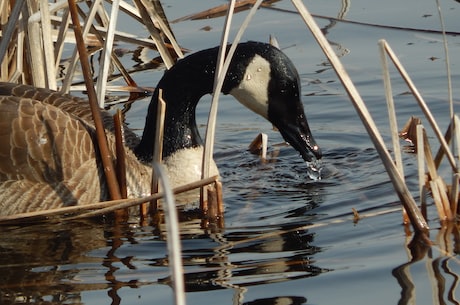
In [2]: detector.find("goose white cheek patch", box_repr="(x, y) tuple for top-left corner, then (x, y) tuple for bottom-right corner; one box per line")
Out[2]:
(229, 55), (270, 119)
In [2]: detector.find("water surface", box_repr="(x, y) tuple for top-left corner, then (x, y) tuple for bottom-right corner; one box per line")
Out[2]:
(1, 0), (460, 304)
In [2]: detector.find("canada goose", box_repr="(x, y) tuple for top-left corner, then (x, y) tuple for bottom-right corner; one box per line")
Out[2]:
(0, 41), (321, 216)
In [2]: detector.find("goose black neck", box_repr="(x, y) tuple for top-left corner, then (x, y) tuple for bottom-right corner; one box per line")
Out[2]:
(134, 42), (274, 162)
(135, 46), (222, 162)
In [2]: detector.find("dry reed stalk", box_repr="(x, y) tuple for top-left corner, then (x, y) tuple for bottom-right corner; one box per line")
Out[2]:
(418, 123), (457, 221)
(27, 0), (47, 87)
(380, 40), (457, 173)
(379, 41), (404, 176)
(108, 49), (137, 87)
(436, 176), (453, 220)
(292, 0), (429, 234)
(435, 0), (454, 125)
(201, 0), (264, 206)
(421, 129), (439, 182)
(53, 8), (71, 72)
(94, 1), (159, 91)
(0, 0), (7, 20)
(7, 6), (27, 82)
(39, 0), (57, 89)
(207, 185), (219, 220)
(62, 0), (103, 92)
(269, 35), (280, 49)
(419, 125), (449, 220)
(148, 90), (166, 217)
(138, 0), (184, 59)
(0, 0), (24, 80)
(70, 84), (155, 93)
(90, 25), (161, 48)
(432, 115), (460, 172)
(16, 17), (27, 82)
(68, 8), (139, 91)
(455, 115), (460, 166)
(416, 125), (427, 216)
(451, 174), (459, 215)
(379, 35), (459, 222)
(68, 0), (122, 201)
(152, 162), (186, 305)
(0, 175), (219, 225)
(430, 180), (446, 221)
(451, 115), (460, 210)
(96, 0), (121, 107)
(10, 6), (25, 83)
(383, 50), (409, 223)
(2, 0), (173, 90)
(171, 0), (274, 23)
(90, 0), (109, 27)
(248, 133), (268, 160)
(74, 175), (219, 220)
(433, 119), (454, 169)
(200, 0), (236, 208)
(114, 110), (127, 199)
(203, 180), (224, 227)
(113, 109), (130, 219)
(215, 181), (224, 221)
(65, 0), (145, 92)
(133, 0), (175, 69)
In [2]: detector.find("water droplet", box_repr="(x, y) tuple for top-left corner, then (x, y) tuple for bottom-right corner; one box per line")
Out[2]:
(306, 159), (322, 180)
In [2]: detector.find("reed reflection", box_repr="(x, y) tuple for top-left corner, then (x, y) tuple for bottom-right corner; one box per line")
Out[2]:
(392, 225), (460, 305)
(159, 221), (329, 293)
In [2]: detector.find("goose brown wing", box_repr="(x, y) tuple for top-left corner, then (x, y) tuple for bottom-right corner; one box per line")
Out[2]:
(0, 82), (95, 123)
(0, 96), (108, 215)
(0, 82), (141, 149)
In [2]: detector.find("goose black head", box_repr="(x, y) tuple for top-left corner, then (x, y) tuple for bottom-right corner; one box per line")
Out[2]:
(135, 41), (321, 163)
(223, 42), (322, 162)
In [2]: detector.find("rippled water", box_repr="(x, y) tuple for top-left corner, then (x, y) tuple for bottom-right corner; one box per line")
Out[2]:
(1, 0), (460, 304)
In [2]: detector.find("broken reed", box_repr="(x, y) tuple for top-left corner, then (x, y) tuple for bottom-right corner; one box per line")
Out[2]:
(380, 39), (459, 223)
(294, 0), (458, 236)
(0, 175), (221, 225)
(292, 0), (432, 234)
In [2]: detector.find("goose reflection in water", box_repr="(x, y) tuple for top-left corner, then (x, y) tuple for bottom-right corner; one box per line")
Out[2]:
(159, 223), (329, 292)
(0, 219), (327, 305)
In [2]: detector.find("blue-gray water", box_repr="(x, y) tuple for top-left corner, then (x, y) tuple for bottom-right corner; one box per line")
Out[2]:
(1, 0), (460, 304)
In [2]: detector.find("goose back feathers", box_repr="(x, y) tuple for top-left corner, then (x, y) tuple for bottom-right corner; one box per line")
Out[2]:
(0, 89), (151, 215)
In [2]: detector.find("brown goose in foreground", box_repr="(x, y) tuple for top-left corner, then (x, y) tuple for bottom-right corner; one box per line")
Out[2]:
(0, 41), (321, 216)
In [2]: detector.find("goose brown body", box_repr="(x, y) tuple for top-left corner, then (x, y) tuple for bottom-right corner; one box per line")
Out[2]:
(0, 83), (151, 215)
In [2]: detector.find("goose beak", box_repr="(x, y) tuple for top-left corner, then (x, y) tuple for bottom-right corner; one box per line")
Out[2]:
(276, 114), (322, 162)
